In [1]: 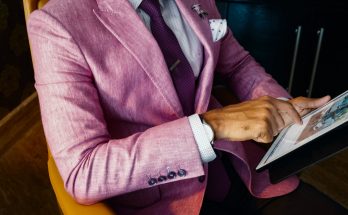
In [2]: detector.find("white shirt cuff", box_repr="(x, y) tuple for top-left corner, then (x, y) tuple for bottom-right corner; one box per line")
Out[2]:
(277, 97), (290, 101)
(188, 114), (216, 163)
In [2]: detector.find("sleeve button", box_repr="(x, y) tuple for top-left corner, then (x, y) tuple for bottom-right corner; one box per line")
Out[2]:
(158, 175), (167, 182)
(198, 175), (205, 183)
(148, 178), (157, 186)
(177, 169), (187, 177)
(167, 171), (177, 179)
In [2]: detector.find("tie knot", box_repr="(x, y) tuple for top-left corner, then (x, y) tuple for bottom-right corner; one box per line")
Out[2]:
(139, 0), (162, 18)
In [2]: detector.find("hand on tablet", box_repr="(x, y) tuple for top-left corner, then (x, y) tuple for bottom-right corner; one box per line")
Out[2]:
(202, 95), (331, 144)
(278, 96), (331, 128)
(202, 96), (302, 143)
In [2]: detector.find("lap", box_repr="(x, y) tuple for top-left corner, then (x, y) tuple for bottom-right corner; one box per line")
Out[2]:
(201, 180), (348, 215)
(200, 155), (348, 215)
(258, 182), (348, 215)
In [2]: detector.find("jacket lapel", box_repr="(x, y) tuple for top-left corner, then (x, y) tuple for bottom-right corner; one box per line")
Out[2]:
(175, 0), (217, 113)
(94, 0), (184, 117)
(94, 0), (217, 117)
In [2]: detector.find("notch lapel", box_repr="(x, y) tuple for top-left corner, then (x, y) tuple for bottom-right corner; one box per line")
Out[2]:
(175, 0), (217, 113)
(94, 0), (184, 117)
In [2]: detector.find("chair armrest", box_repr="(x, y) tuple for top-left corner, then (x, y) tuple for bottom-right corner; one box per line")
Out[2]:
(47, 155), (117, 215)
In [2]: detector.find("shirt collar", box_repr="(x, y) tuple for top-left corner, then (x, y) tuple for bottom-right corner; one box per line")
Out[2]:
(128, 0), (142, 10)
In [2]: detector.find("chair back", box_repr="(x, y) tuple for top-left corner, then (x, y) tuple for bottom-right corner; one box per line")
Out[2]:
(23, 0), (49, 21)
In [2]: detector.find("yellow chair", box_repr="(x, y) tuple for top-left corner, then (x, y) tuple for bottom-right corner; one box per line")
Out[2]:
(23, 0), (117, 214)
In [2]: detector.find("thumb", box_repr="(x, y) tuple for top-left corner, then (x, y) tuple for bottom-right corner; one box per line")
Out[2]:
(301, 95), (331, 109)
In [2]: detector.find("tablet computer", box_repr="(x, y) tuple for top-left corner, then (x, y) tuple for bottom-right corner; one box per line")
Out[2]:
(256, 90), (348, 175)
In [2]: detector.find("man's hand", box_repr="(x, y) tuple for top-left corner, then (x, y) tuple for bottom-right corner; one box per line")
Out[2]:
(289, 96), (331, 116)
(202, 95), (330, 143)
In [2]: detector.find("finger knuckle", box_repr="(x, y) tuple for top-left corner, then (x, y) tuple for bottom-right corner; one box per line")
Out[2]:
(255, 131), (273, 143)
(258, 120), (269, 129)
(265, 136), (273, 143)
(256, 122), (271, 136)
(263, 95), (271, 100)
(260, 108), (272, 118)
(259, 96), (270, 102)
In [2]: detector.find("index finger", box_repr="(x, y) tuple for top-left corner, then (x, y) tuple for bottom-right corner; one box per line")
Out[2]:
(296, 95), (331, 109)
(274, 100), (303, 125)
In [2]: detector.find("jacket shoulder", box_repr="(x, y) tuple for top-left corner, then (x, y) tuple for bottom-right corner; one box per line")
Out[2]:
(31, 0), (97, 31)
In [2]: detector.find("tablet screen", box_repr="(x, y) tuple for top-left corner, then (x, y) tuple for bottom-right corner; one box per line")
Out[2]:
(256, 90), (348, 171)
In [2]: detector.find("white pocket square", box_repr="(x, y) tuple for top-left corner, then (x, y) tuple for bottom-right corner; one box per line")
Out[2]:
(209, 19), (227, 42)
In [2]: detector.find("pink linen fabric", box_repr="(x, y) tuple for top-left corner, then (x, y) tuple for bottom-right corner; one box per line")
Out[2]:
(27, 0), (299, 214)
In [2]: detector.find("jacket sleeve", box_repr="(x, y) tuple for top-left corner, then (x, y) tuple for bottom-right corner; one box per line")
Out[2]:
(27, 10), (204, 205)
(210, 0), (291, 101)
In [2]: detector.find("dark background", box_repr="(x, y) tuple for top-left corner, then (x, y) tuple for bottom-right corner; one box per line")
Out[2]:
(0, 0), (35, 119)
(215, 0), (348, 99)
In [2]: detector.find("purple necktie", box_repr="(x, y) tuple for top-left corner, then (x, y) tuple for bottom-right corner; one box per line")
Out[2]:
(140, 0), (196, 115)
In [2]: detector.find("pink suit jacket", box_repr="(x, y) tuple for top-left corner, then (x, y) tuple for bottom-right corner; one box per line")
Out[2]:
(27, 0), (299, 214)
